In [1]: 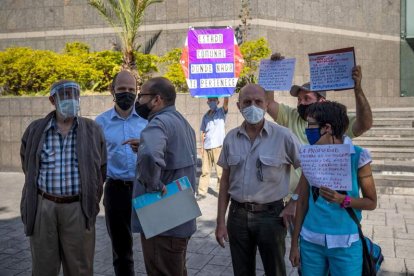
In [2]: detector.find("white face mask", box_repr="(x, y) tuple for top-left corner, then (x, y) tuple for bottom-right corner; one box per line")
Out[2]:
(57, 99), (79, 119)
(241, 105), (265, 124)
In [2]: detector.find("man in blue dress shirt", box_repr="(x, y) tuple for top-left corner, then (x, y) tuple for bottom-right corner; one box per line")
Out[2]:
(95, 70), (147, 276)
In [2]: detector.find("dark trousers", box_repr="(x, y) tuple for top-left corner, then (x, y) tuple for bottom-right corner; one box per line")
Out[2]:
(227, 201), (287, 276)
(104, 179), (134, 276)
(141, 235), (189, 276)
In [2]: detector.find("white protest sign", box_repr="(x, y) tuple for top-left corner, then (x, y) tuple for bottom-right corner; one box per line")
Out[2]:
(299, 144), (352, 191)
(258, 58), (296, 91)
(308, 47), (355, 91)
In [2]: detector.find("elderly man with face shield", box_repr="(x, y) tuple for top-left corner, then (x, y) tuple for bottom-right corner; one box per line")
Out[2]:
(20, 80), (107, 276)
(95, 70), (147, 276)
(215, 84), (302, 276)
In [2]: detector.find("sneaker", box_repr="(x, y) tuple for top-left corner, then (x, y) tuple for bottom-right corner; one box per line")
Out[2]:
(196, 194), (207, 201)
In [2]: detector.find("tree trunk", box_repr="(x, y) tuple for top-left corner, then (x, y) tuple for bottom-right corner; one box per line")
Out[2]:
(122, 50), (143, 91)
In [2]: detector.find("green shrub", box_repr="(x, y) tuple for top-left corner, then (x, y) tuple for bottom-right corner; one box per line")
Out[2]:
(0, 42), (159, 96)
(159, 48), (188, 93)
(0, 39), (268, 96)
(236, 37), (271, 91)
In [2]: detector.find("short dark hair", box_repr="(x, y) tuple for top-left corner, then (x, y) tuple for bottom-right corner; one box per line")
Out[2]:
(142, 77), (176, 105)
(306, 101), (349, 139)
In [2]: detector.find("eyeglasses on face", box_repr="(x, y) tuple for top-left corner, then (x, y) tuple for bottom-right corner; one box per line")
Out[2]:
(306, 121), (320, 128)
(256, 158), (263, 182)
(137, 93), (154, 100)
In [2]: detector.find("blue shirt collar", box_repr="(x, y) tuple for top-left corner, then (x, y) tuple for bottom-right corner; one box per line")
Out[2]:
(110, 106), (141, 120)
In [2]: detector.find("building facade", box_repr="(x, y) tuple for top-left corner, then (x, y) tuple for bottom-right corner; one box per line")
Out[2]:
(0, 0), (413, 107)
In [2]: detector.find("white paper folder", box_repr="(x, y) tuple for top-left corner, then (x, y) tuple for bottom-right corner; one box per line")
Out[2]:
(132, 177), (202, 239)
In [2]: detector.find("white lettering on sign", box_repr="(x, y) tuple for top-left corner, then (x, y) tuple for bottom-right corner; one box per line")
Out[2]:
(190, 64), (213, 74)
(197, 34), (224, 44)
(196, 49), (226, 59)
(215, 63), (234, 73)
(199, 78), (238, 88)
(186, 79), (197, 89)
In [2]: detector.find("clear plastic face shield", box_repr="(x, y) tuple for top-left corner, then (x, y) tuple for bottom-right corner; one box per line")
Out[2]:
(51, 82), (81, 119)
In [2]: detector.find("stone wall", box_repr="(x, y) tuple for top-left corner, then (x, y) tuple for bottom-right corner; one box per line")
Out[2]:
(0, 94), (251, 171)
(1, 0), (413, 108)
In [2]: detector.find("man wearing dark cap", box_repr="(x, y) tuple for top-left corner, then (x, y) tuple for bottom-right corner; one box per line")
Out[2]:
(20, 80), (107, 276)
(267, 53), (373, 195)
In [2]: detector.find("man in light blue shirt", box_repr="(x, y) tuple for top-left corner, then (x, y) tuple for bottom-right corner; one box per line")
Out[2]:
(197, 97), (228, 200)
(95, 70), (147, 276)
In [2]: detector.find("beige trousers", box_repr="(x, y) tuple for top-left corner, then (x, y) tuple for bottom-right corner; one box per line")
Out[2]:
(30, 195), (95, 276)
(198, 146), (223, 196)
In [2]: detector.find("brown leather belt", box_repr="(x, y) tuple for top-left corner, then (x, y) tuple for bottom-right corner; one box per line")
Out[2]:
(107, 178), (133, 186)
(38, 189), (80, 204)
(231, 199), (284, 212)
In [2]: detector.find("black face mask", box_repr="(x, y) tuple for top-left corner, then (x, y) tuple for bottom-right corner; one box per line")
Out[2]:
(135, 97), (154, 120)
(115, 92), (136, 111)
(297, 104), (311, 120)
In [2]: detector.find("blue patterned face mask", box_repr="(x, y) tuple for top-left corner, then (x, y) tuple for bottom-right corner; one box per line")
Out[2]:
(242, 105), (265, 124)
(57, 99), (79, 119)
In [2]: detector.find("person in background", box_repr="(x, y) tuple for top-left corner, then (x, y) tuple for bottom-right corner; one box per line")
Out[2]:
(197, 96), (229, 200)
(95, 70), (147, 276)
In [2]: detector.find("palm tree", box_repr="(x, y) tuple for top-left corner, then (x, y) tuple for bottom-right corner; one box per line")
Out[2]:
(88, 0), (163, 73)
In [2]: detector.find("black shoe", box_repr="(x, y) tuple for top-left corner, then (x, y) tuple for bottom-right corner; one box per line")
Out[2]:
(196, 194), (207, 201)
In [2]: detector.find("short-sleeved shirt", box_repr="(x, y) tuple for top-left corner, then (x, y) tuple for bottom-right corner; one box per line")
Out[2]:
(217, 120), (301, 204)
(200, 107), (227, 149)
(276, 103), (357, 191)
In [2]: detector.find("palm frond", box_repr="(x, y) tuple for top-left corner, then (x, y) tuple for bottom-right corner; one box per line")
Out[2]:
(141, 30), (162, 54)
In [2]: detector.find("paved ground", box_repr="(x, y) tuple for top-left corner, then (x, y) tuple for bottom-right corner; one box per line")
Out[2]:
(0, 172), (413, 276)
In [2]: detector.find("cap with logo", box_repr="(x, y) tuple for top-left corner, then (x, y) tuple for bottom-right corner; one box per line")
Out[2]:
(290, 82), (326, 99)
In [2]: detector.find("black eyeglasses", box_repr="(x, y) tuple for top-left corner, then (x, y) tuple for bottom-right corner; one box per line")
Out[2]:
(256, 159), (263, 182)
(306, 121), (320, 128)
(137, 93), (155, 100)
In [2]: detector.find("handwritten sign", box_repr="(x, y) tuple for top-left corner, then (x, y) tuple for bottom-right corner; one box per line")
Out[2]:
(180, 27), (244, 98)
(299, 144), (352, 191)
(258, 58), (296, 91)
(308, 47), (355, 91)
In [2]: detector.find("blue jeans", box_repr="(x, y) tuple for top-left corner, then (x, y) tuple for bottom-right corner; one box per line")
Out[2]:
(227, 201), (287, 276)
(300, 238), (362, 276)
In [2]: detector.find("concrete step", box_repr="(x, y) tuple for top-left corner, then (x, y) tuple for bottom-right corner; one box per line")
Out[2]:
(371, 160), (414, 173)
(373, 173), (414, 186)
(368, 147), (414, 160)
(372, 118), (414, 127)
(364, 127), (414, 137)
(373, 173), (414, 195)
(353, 137), (414, 147)
(349, 108), (414, 118)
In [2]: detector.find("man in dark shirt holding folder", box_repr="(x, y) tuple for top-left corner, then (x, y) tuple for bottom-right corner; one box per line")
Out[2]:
(132, 77), (197, 276)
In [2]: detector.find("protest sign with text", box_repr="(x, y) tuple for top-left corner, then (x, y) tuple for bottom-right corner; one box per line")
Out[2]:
(258, 58), (296, 91)
(299, 144), (352, 191)
(308, 47), (356, 91)
(180, 27), (244, 98)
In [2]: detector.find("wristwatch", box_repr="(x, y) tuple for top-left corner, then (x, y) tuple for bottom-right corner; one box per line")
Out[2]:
(290, 193), (299, 201)
(340, 195), (351, 208)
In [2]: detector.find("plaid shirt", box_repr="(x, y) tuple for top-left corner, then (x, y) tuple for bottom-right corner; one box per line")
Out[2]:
(37, 117), (80, 195)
